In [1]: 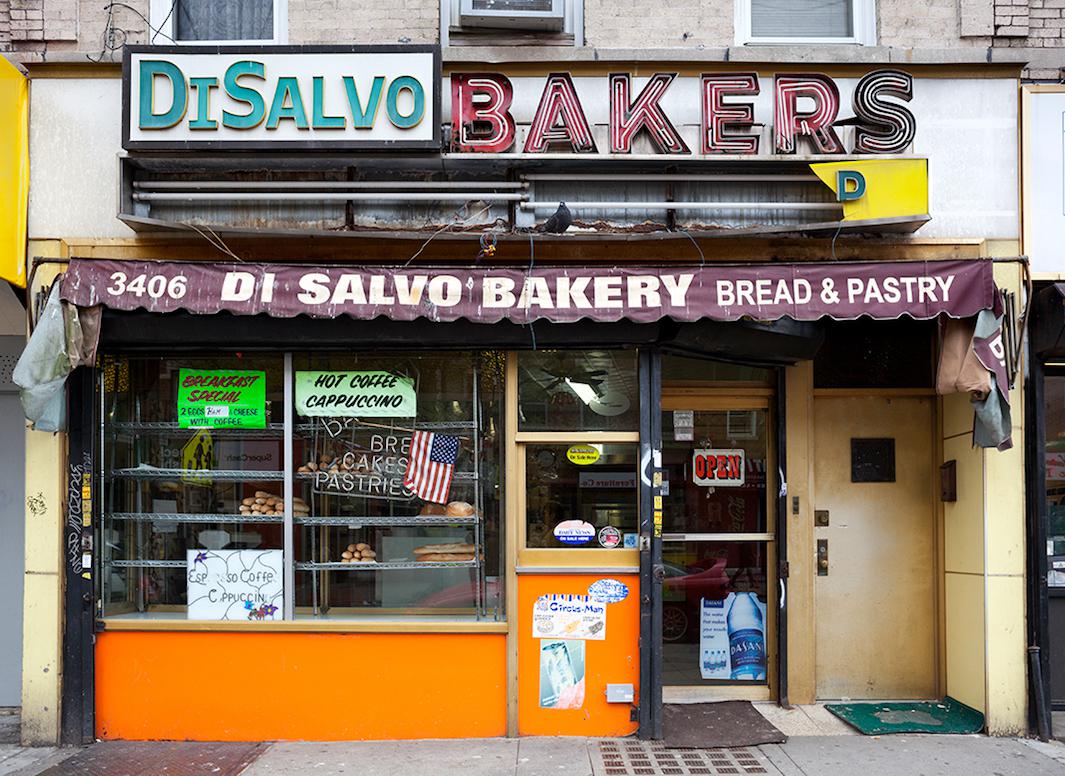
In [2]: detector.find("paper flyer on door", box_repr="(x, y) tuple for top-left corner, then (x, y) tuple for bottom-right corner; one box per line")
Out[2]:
(700, 592), (768, 680)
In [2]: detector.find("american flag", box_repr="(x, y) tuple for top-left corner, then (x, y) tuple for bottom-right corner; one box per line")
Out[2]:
(403, 431), (459, 504)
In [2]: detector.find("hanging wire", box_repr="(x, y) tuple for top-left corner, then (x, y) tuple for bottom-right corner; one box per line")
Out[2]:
(678, 229), (706, 267)
(105, 2), (176, 43)
(402, 201), (493, 267)
(829, 220), (845, 261)
(180, 221), (244, 263)
(526, 233), (537, 350)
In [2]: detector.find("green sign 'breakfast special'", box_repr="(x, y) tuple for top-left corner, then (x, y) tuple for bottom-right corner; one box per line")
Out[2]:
(177, 369), (267, 429)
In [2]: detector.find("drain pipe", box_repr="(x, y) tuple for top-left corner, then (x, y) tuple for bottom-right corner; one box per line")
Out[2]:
(1030, 647), (1051, 741)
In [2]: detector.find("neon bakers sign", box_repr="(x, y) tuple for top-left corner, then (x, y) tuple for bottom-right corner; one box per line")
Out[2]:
(122, 45), (914, 156)
(452, 70), (915, 155)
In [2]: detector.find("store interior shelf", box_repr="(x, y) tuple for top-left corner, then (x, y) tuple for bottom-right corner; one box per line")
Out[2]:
(108, 512), (286, 524)
(109, 468), (284, 481)
(108, 420), (476, 434)
(295, 515), (478, 526)
(295, 560), (479, 571)
(110, 559), (188, 568)
(109, 422), (286, 437)
(297, 470), (477, 482)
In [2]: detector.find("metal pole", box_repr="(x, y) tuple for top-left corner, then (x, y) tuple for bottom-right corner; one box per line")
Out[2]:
(135, 180), (529, 191)
(284, 352), (295, 620)
(521, 201), (842, 211)
(133, 192), (525, 202)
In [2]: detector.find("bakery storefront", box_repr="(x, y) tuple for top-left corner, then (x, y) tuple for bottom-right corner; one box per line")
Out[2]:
(44, 256), (1004, 741)
(23, 45), (1029, 743)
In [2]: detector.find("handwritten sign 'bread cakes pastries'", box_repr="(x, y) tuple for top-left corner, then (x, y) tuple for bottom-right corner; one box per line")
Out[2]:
(533, 594), (606, 640)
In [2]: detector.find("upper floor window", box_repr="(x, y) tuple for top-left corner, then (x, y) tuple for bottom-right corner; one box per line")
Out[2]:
(736, 0), (875, 45)
(150, 0), (289, 44)
(444, 0), (583, 46)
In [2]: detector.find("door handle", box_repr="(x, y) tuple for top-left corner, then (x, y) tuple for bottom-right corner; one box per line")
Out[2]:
(817, 538), (829, 576)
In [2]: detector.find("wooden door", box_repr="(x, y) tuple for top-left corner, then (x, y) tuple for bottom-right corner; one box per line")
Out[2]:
(813, 395), (936, 700)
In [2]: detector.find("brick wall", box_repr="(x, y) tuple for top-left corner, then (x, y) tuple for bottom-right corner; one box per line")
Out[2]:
(1, 0), (146, 57)
(1, 0), (1064, 79)
(584, 0), (732, 48)
(880, 0), (986, 47)
(289, 0), (437, 45)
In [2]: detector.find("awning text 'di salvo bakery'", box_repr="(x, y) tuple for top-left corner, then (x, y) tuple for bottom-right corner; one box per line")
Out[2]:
(60, 259), (998, 325)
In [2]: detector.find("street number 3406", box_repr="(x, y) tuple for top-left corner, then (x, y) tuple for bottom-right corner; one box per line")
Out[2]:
(106, 271), (188, 299)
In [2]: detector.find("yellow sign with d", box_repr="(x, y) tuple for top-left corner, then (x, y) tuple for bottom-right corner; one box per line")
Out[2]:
(810, 159), (929, 223)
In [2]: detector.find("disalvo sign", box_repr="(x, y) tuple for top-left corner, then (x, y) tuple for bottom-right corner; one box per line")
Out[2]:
(123, 45), (440, 150)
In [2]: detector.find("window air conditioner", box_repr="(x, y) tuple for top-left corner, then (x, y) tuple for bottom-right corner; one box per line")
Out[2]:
(458, 0), (565, 31)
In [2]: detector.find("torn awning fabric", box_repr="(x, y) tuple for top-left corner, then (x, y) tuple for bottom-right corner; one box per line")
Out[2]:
(58, 258), (998, 324)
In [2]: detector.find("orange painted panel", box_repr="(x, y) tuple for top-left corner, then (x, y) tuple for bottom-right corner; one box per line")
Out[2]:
(517, 574), (640, 736)
(96, 632), (507, 741)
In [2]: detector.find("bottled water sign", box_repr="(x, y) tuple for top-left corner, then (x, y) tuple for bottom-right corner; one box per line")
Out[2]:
(727, 593), (767, 680)
(700, 592), (767, 681)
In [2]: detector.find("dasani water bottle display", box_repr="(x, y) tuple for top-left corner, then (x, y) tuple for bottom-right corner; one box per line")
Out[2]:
(699, 592), (767, 680)
(727, 592), (767, 680)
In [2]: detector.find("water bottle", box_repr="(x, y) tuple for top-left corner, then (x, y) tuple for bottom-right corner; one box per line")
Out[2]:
(727, 593), (767, 680)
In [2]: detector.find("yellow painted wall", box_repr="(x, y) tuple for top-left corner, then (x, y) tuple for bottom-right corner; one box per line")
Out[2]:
(942, 402), (987, 713)
(940, 257), (1028, 735)
(19, 241), (66, 745)
(0, 57), (28, 288)
(785, 361), (816, 704)
(982, 261), (1027, 735)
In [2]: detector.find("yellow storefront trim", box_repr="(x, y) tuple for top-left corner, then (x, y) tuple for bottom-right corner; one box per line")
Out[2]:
(0, 57), (28, 287)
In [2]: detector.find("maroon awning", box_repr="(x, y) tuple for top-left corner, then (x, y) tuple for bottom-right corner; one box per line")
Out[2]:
(60, 258), (1000, 324)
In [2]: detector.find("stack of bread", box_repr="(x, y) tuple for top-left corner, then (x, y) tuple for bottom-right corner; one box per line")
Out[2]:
(414, 542), (477, 563)
(341, 542), (377, 563)
(418, 500), (477, 519)
(238, 491), (310, 519)
(298, 453), (340, 474)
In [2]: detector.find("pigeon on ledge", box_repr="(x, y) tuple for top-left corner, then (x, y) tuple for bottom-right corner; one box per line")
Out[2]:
(537, 202), (573, 234)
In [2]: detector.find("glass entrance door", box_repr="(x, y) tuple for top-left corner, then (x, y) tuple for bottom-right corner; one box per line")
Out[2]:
(658, 397), (776, 701)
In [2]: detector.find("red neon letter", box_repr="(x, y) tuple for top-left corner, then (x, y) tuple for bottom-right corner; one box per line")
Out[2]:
(774, 74), (843, 154)
(450, 73), (515, 153)
(523, 73), (597, 154)
(609, 72), (688, 154)
(701, 73), (760, 155)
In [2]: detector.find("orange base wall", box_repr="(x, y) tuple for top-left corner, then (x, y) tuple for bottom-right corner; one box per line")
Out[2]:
(517, 573), (640, 737)
(96, 631), (507, 741)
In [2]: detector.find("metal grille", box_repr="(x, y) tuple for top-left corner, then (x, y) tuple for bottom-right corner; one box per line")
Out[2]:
(594, 741), (775, 776)
(0, 336), (23, 392)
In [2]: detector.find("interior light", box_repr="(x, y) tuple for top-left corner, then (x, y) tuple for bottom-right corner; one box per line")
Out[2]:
(564, 378), (599, 405)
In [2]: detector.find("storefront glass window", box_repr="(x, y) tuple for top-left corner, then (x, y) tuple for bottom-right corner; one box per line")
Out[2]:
(661, 540), (770, 684)
(100, 354), (285, 619)
(518, 350), (638, 431)
(661, 409), (770, 535)
(99, 350), (505, 622)
(1047, 374), (1065, 587)
(292, 352), (504, 620)
(525, 443), (638, 549)
(662, 354), (774, 387)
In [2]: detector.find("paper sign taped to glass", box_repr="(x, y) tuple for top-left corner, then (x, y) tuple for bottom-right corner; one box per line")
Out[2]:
(533, 594), (607, 641)
(700, 592), (768, 681)
(187, 549), (283, 621)
(177, 369), (267, 429)
(295, 370), (416, 417)
(540, 639), (586, 710)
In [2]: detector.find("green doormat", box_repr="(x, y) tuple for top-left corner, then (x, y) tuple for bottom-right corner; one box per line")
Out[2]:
(824, 696), (984, 735)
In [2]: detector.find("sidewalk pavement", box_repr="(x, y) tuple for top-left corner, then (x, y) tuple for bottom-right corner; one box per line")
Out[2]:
(4, 702), (1065, 776)
(3, 735), (1063, 776)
